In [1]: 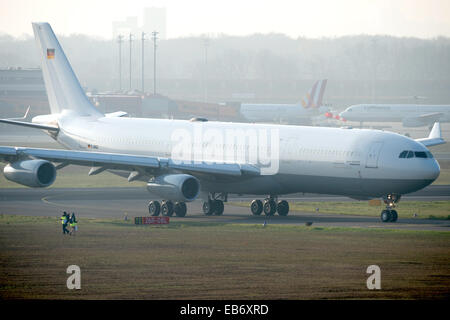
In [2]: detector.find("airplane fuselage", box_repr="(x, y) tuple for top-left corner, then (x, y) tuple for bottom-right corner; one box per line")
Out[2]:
(240, 104), (326, 124)
(340, 104), (450, 123)
(53, 113), (440, 199)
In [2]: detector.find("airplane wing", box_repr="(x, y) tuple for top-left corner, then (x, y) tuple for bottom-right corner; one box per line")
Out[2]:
(403, 112), (444, 127)
(0, 146), (260, 178)
(417, 112), (444, 122)
(415, 122), (445, 147)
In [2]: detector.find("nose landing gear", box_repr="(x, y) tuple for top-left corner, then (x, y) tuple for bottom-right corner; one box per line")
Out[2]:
(380, 194), (401, 223)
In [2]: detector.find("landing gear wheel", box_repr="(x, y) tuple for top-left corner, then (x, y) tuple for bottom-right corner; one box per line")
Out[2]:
(250, 200), (263, 216)
(161, 200), (174, 217)
(213, 200), (224, 216)
(277, 200), (289, 216)
(174, 202), (187, 217)
(390, 210), (398, 222)
(203, 200), (215, 216)
(148, 200), (161, 216)
(381, 210), (392, 223)
(263, 199), (277, 216)
(382, 194), (401, 223)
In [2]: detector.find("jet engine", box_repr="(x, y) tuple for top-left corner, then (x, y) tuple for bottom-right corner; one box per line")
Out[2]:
(4, 159), (56, 188)
(146, 174), (200, 202)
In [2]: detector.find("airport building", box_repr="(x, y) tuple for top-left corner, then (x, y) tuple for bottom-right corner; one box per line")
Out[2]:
(112, 16), (139, 40)
(0, 68), (47, 116)
(0, 67), (241, 121)
(143, 7), (167, 40)
(112, 7), (167, 40)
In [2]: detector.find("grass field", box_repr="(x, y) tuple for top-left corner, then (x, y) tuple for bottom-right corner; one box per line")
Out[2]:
(230, 200), (450, 220)
(0, 215), (449, 300)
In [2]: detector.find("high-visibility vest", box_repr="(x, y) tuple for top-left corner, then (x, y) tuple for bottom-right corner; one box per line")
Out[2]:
(61, 216), (67, 224)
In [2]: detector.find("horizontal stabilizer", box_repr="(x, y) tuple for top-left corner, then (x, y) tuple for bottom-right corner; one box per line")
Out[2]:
(0, 118), (59, 131)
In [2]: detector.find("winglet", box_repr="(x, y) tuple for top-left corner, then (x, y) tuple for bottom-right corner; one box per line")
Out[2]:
(415, 122), (445, 147)
(5, 106), (31, 121)
(21, 106), (31, 119)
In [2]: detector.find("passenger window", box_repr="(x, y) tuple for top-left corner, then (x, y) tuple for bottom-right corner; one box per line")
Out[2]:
(415, 151), (427, 158)
(399, 151), (408, 158)
(406, 151), (414, 158)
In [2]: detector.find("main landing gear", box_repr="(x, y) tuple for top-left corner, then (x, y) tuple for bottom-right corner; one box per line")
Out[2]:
(250, 196), (289, 216)
(148, 200), (187, 217)
(202, 192), (226, 216)
(380, 194), (400, 223)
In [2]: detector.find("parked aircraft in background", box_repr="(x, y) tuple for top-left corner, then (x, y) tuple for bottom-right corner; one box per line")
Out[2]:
(339, 104), (450, 128)
(240, 79), (328, 125)
(0, 23), (444, 223)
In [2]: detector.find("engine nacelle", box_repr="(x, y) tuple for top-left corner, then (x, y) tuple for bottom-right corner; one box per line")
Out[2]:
(147, 174), (200, 202)
(4, 159), (56, 188)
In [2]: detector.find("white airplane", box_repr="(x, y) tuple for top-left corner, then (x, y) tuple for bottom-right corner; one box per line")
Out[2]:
(0, 23), (445, 223)
(240, 79), (328, 124)
(339, 104), (450, 128)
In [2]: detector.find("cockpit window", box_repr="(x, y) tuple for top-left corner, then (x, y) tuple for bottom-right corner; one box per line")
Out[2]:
(415, 151), (427, 158)
(399, 151), (408, 158)
(399, 150), (432, 159)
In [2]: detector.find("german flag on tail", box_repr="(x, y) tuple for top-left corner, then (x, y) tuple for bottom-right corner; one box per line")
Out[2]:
(47, 48), (55, 59)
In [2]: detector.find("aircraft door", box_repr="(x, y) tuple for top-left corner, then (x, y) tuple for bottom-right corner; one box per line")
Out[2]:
(365, 142), (383, 168)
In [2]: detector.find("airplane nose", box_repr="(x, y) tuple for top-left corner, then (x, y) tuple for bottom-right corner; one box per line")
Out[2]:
(427, 160), (441, 181)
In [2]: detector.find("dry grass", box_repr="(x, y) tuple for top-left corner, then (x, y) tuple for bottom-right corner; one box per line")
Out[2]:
(0, 215), (449, 300)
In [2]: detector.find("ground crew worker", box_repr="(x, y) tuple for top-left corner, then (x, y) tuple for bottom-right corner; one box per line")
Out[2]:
(69, 212), (78, 236)
(61, 211), (69, 235)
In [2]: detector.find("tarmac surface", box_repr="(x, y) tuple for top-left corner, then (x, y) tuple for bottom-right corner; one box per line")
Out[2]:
(1, 185), (449, 232)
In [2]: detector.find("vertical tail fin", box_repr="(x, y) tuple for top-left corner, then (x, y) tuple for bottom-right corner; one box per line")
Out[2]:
(299, 79), (327, 109)
(32, 22), (103, 117)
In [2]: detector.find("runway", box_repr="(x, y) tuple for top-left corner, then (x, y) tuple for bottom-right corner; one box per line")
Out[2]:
(1, 185), (449, 231)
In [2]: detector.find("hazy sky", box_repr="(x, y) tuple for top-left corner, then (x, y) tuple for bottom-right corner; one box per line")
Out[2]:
(1, 0), (449, 39)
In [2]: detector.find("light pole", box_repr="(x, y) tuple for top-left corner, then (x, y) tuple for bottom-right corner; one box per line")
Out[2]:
(117, 35), (123, 92)
(129, 33), (133, 91)
(152, 31), (158, 95)
(141, 32), (146, 93)
(203, 37), (210, 103)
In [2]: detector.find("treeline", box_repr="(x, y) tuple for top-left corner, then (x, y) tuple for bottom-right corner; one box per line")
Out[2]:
(0, 33), (449, 105)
